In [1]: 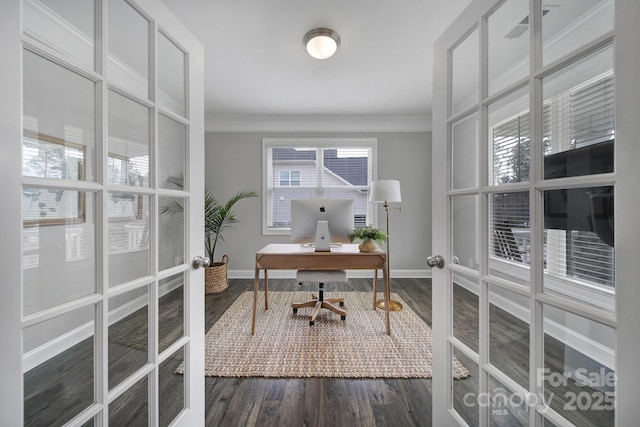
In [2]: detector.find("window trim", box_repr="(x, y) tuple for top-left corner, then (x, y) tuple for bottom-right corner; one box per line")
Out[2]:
(262, 138), (378, 236)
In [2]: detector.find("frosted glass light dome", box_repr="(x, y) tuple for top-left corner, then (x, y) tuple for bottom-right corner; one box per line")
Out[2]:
(303, 28), (340, 59)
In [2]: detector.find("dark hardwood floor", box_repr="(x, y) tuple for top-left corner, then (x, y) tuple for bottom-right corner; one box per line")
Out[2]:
(204, 278), (434, 427)
(23, 277), (614, 426)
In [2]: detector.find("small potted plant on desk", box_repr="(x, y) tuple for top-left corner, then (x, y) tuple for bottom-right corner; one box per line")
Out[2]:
(161, 174), (258, 293)
(348, 226), (387, 253)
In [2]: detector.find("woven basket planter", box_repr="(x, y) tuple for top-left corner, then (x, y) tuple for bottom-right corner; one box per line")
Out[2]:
(205, 254), (229, 294)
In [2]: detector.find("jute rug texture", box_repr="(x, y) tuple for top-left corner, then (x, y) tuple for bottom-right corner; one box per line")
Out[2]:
(201, 291), (469, 379)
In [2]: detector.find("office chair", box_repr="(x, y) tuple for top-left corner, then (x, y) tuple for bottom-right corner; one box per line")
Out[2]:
(291, 270), (347, 326)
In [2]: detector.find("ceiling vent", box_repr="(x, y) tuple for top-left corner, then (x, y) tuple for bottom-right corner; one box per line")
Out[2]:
(505, 9), (552, 39)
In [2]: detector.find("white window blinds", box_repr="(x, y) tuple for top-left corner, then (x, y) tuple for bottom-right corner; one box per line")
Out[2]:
(263, 139), (376, 234)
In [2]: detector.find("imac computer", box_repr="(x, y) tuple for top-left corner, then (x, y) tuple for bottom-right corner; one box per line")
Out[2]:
(290, 199), (354, 252)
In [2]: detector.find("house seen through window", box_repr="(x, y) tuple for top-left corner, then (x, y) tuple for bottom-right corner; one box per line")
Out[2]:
(263, 138), (377, 234)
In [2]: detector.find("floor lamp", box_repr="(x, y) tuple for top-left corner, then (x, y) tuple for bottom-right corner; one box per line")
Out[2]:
(369, 180), (403, 311)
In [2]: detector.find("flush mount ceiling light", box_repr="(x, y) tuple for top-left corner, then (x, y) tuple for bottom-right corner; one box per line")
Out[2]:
(303, 28), (340, 59)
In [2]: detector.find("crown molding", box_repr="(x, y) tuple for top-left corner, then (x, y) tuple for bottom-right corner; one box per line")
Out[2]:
(205, 114), (432, 133)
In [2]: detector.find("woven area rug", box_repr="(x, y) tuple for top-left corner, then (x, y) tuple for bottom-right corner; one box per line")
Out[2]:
(200, 291), (469, 379)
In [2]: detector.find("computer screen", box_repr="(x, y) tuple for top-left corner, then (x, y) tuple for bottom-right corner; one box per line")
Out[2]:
(290, 199), (354, 247)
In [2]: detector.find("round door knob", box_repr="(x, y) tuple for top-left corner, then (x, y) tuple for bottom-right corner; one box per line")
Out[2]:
(426, 255), (445, 269)
(192, 256), (211, 269)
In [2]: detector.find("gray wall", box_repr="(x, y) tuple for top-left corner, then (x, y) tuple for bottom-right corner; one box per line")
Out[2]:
(204, 131), (432, 276)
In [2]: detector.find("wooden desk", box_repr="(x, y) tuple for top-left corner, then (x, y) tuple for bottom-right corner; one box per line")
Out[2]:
(252, 243), (390, 335)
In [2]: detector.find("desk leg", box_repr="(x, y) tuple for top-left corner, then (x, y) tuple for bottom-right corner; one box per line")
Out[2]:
(252, 264), (259, 335)
(383, 266), (390, 335)
(264, 269), (269, 310)
(372, 269), (378, 310)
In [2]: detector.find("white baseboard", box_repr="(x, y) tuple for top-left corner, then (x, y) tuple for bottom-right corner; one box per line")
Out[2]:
(23, 277), (183, 373)
(229, 269), (432, 279)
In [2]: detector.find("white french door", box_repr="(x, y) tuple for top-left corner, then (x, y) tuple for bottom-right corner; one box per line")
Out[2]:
(0, 0), (205, 425)
(432, 0), (640, 425)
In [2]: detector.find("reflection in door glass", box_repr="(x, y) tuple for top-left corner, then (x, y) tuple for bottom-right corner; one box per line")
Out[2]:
(542, 47), (614, 180)
(159, 346), (185, 426)
(451, 113), (479, 190)
(108, 90), (150, 188)
(452, 195), (478, 271)
(489, 191), (530, 275)
(543, 186), (615, 312)
(489, 285), (529, 389)
(488, 375), (528, 426)
(488, 88), (530, 185)
(109, 375), (149, 425)
(452, 347), (479, 426)
(107, 0), (150, 98)
(23, 305), (95, 426)
(158, 32), (186, 117)
(108, 285), (149, 390)
(159, 275), (185, 354)
(23, 50), (96, 182)
(451, 28), (479, 115)
(23, 0), (95, 68)
(487, 0), (529, 95)
(453, 272), (479, 353)
(543, 304), (615, 425)
(542, 0), (614, 66)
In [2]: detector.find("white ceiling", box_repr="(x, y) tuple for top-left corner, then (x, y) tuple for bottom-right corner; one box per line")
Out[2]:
(160, 0), (473, 131)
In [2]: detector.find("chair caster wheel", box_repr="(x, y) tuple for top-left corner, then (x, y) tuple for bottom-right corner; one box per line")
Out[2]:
(309, 321), (314, 326)
(339, 301), (345, 307)
(341, 315), (346, 321)
(293, 308), (298, 314)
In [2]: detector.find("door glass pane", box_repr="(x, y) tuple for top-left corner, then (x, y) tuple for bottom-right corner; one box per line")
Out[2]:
(451, 28), (479, 115)
(488, 88), (530, 185)
(452, 195), (478, 271)
(489, 191), (531, 284)
(108, 193), (150, 286)
(487, 0), (530, 95)
(108, 285), (149, 389)
(23, 0), (94, 68)
(23, 189), (96, 315)
(158, 32), (186, 117)
(159, 274), (184, 353)
(158, 115), (186, 189)
(159, 196), (185, 271)
(488, 376), (529, 426)
(107, 0), (150, 99)
(159, 346), (185, 426)
(23, 305), (95, 426)
(109, 375), (149, 425)
(453, 271), (479, 353)
(489, 285), (529, 389)
(108, 90), (150, 187)
(542, 47), (614, 180)
(452, 347), (479, 426)
(542, 304), (615, 425)
(451, 113), (479, 189)
(543, 186), (614, 313)
(542, 0), (614, 66)
(23, 50), (96, 182)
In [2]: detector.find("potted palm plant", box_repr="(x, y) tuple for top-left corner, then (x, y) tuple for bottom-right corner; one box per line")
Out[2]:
(348, 226), (386, 253)
(160, 174), (258, 293)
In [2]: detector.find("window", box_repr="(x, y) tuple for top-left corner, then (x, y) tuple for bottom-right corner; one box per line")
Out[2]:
(489, 73), (615, 290)
(263, 138), (377, 235)
(279, 170), (300, 186)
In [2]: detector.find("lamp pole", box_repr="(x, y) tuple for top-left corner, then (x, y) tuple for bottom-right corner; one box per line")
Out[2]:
(377, 200), (403, 311)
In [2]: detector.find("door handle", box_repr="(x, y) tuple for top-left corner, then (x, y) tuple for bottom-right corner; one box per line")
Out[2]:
(192, 256), (211, 269)
(426, 255), (445, 269)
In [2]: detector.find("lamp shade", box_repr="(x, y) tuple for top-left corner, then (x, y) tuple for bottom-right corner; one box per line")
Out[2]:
(304, 28), (340, 59)
(369, 180), (401, 203)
